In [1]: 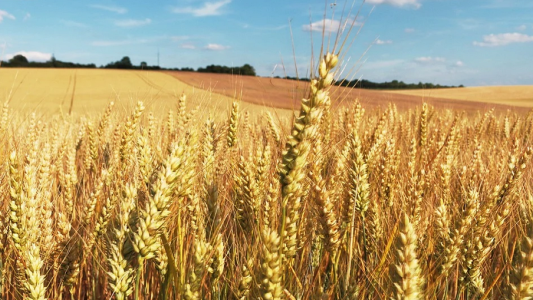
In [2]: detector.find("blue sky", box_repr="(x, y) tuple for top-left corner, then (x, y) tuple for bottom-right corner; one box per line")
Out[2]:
(1, 0), (532, 86)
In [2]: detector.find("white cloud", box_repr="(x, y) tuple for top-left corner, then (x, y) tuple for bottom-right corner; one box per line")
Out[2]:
(180, 43), (196, 50)
(172, 0), (231, 17)
(0, 10), (15, 22)
(473, 33), (533, 47)
(455, 60), (464, 67)
(375, 39), (392, 45)
(366, 0), (421, 8)
(516, 24), (527, 31)
(415, 56), (446, 64)
(302, 18), (356, 33)
(6, 51), (52, 62)
(204, 43), (229, 50)
(405, 28), (415, 33)
(90, 4), (127, 14)
(115, 18), (152, 27)
(23, 13), (31, 21)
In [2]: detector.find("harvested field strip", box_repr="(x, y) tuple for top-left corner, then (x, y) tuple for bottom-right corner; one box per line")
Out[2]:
(166, 71), (530, 112)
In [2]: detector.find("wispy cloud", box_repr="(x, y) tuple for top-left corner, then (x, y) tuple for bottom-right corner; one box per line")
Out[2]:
(457, 18), (484, 30)
(415, 56), (446, 64)
(363, 59), (404, 69)
(90, 4), (127, 14)
(171, 36), (189, 42)
(375, 39), (393, 45)
(473, 33), (533, 47)
(115, 18), (152, 28)
(481, 0), (533, 9)
(302, 18), (357, 33)
(245, 24), (288, 31)
(6, 51), (52, 62)
(23, 13), (31, 21)
(92, 40), (132, 47)
(172, 0), (231, 17)
(259, 25), (288, 31)
(61, 20), (88, 28)
(180, 43), (196, 50)
(366, 0), (421, 9)
(204, 43), (229, 50)
(0, 10), (15, 22)
(516, 24), (527, 31)
(361, 57), (475, 86)
(92, 39), (151, 47)
(413, 56), (466, 70)
(405, 28), (415, 33)
(92, 36), (174, 46)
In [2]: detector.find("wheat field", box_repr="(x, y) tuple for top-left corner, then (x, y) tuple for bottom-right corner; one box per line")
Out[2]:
(388, 86), (533, 108)
(0, 52), (533, 300)
(0, 68), (287, 117)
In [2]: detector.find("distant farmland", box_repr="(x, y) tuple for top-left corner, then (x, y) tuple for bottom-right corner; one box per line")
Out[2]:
(0, 68), (285, 117)
(167, 71), (530, 112)
(387, 85), (533, 107)
(1, 68), (529, 116)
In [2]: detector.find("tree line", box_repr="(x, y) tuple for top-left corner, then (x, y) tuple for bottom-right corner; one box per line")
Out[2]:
(1, 54), (96, 68)
(197, 64), (256, 76)
(1, 55), (256, 75)
(279, 76), (463, 89)
(1, 54), (462, 88)
(338, 78), (464, 89)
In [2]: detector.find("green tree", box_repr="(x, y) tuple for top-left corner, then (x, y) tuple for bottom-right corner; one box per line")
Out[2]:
(118, 56), (132, 69)
(9, 54), (29, 65)
(240, 64), (256, 76)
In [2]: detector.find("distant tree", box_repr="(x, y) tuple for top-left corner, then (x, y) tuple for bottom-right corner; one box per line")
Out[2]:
(398, 81), (406, 89)
(10, 54), (29, 65)
(240, 64), (256, 76)
(48, 55), (58, 67)
(197, 63), (256, 76)
(119, 56), (132, 69)
(105, 56), (133, 69)
(140, 61), (147, 69)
